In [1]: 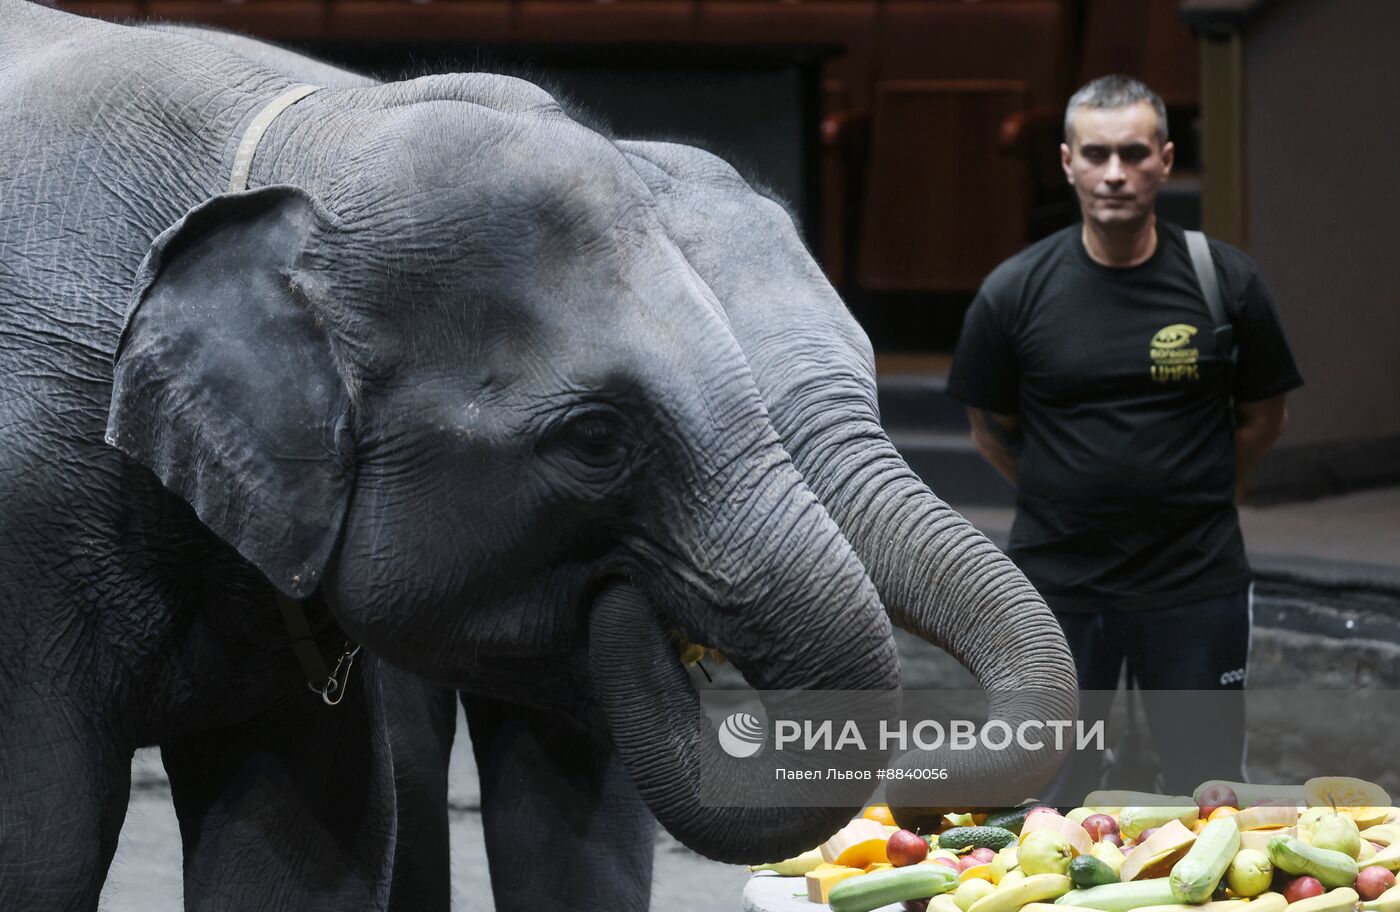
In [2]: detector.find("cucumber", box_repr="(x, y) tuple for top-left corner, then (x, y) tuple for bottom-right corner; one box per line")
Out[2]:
(1055, 877), (1183, 912)
(1266, 834), (1359, 889)
(828, 865), (958, 912)
(1170, 816), (1241, 903)
(985, 806), (1043, 835)
(1070, 855), (1120, 889)
(939, 826), (1018, 852)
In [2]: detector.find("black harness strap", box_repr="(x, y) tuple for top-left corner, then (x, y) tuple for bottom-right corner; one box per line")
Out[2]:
(274, 590), (332, 690)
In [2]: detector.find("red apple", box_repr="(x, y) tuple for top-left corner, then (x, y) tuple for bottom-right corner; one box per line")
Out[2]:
(931, 856), (960, 872)
(1197, 784), (1240, 817)
(969, 847), (997, 864)
(1284, 877), (1326, 904)
(887, 829), (930, 867)
(958, 854), (986, 873)
(1138, 827), (1160, 844)
(1358, 867), (1397, 901)
(1083, 814), (1119, 841)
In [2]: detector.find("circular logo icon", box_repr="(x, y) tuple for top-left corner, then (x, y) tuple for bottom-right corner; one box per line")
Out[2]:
(1151, 323), (1199, 350)
(717, 711), (766, 758)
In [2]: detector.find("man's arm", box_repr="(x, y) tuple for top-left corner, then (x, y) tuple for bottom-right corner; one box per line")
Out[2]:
(1233, 394), (1288, 502)
(967, 408), (1022, 486)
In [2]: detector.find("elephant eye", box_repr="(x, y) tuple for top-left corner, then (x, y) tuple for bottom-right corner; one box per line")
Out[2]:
(561, 409), (630, 470)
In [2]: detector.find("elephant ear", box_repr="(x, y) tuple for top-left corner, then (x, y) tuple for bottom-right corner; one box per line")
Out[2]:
(106, 185), (353, 599)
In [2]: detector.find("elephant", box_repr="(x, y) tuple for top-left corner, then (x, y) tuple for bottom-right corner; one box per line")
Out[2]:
(1, 6), (1077, 911)
(166, 20), (1082, 904)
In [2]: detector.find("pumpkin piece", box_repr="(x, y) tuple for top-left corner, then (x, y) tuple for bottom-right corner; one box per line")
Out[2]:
(806, 865), (865, 903)
(1234, 806), (1301, 831)
(1119, 820), (1197, 882)
(1240, 827), (1296, 853)
(821, 818), (892, 868)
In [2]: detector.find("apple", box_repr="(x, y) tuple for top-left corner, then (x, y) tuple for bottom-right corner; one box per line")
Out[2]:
(1138, 827), (1160, 844)
(1358, 867), (1397, 901)
(1284, 877), (1326, 904)
(1083, 814), (1119, 841)
(931, 856), (960, 872)
(887, 829), (930, 867)
(968, 847), (997, 864)
(958, 854), (986, 873)
(1197, 784), (1240, 817)
(1099, 832), (1124, 848)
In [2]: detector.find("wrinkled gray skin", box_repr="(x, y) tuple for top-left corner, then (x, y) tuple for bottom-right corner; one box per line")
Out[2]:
(0, 10), (1074, 911)
(174, 23), (1081, 908)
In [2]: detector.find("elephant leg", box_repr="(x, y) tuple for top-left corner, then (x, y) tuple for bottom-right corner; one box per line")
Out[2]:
(161, 659), (397, 912)
(379, 664), (458, 912)
(462, 691), (655, 912)
(0, 696), (131, 911)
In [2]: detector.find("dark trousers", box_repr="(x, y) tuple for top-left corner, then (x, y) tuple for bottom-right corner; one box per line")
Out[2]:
(1042, 587), (1252, 804)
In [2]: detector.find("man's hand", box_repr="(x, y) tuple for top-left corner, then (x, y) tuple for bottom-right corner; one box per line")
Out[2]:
(1234, 395), (1288, 502)
(967, 408), (1021, 486)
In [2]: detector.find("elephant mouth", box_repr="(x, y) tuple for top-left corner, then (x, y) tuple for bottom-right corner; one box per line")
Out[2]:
(585, 578), (898, 863)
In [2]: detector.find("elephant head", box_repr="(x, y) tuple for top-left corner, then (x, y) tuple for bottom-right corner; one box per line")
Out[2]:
(618, 139), (1079, 816)
(104, 76), (898, 862)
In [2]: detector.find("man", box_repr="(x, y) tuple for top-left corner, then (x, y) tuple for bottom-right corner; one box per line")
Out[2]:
(947, 75), (1302, 798)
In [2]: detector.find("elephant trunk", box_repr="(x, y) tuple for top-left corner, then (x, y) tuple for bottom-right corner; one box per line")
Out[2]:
(589, 581), (892, 864)
(590, 464), (900, 862)
(781, 406), (1077, 812)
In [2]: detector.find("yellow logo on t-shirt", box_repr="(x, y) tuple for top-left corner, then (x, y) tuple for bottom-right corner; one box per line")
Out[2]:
(1150, 323), (1200, 381)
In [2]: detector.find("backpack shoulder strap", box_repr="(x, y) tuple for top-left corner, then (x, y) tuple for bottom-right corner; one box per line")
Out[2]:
(1185, 229), (1235, 361)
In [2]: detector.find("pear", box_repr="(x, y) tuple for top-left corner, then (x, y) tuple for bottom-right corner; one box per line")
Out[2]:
(1090, 839), (1126, 874)
(1313, 813), (1364, 860)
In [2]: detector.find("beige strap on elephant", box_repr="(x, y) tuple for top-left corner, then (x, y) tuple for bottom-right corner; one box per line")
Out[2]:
(232, 84), (352, 701)
(228, 84), (322, 193)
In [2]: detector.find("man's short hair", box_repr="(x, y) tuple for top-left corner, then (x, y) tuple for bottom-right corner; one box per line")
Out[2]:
(1064, 75), (1169, 146)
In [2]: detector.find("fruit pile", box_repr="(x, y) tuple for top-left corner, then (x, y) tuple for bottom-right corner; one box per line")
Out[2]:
(747, 778), (1400, 912)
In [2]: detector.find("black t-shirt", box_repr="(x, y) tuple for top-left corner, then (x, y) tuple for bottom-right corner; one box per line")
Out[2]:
(947, 222), (1303, 611)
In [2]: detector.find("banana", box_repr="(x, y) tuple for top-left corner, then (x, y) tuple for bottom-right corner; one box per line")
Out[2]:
(747, 847), (824, 875)
(969, 874), (1074, 912)
(1280, 887), (1358, 912)
(1367, 843), (1400, 872)
(1363, 826), (1400, 848)
(1360, 885), (1400, 912)
(1244, 892), (1288, 912)
(1133, 903), (1247, 912)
